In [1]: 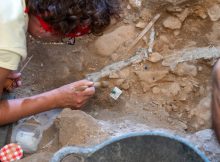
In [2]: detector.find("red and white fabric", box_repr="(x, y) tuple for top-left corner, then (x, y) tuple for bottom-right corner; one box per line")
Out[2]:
(0, 143), (23, 162)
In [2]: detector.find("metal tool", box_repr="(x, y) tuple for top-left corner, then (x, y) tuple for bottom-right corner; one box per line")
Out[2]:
(4, 55), (33, 91)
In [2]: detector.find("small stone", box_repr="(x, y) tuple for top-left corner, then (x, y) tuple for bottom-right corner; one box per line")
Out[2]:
(119, 68), (130, 79)
(174, 62), (198, 77)
(115, 79), (125, 87)
(208, 4), (220, 21)
(167, 6), (183, 13)
(111, 53), (119, 61)
(127, 4), (131, 10)
(176, 8), (190, 22)
(152, 86), (160, 94)
(163, 16), (182, 30)
(140, 8), (151, 21)
(198, 66), (203, 71)
(121, 81), (130, 90)
(148, 52), (163, 63)
(174, 30), (180, 36)
(135, 70), (169, 84)
(161, 82), (181, 97)
(189, 95), (211, 130)
(135, 21), (146, 29)
(159, 35), (170, 44)
(109, 72), (120, 79)
(129, 0), (142, 8)
(194, 6), (207, 19)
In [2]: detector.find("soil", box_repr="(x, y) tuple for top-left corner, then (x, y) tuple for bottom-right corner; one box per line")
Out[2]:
(15, 0), (220, 161)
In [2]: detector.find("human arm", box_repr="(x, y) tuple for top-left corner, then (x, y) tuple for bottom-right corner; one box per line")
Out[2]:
(212, 59), (220, 142)
(0, 67), (95, 125)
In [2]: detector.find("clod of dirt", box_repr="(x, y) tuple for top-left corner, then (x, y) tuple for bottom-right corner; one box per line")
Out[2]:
(19, 152), (53, 162)
(55, 109), (108, 147)
(163, 16), (182, 29)
(148, 52), (164, 63)
(189, 95), (212, 130)
(94, 25), (136, 56)
(207, 4), (220, 21)
(173, 62), (198, 77)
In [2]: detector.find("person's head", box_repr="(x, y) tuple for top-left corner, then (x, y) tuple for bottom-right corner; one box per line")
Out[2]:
(27, 0), (120, 42)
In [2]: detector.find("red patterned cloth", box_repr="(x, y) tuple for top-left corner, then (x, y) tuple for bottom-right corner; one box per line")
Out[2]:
(0, 144), (23, 162)
(25, 8), (90, 38)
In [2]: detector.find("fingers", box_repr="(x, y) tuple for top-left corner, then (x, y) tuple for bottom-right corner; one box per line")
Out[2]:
(8, 72), (21, 79)
(73, 80), (94, 87)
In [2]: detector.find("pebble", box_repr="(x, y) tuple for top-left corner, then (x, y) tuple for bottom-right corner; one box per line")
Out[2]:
(148, 52), (163, 63)
(208, 4), (220, 21)
(109, 72), (120, 79)
(174, 30), (180, 36)
(174, 62), (198, 77)
(176, 8), (190, 22)
(152, 86), (161, 94)
(140, 8), (151, 21)
(135, 21), (146, 29)
(163, 16), (182, 30)
(129, 0), (142, 8)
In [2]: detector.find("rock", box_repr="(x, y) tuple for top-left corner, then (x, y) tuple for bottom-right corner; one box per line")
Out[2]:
(176, 8), (190, 22)
(173, 62), (198, 77)
(174, 30), (180, 36)
(127, 4), (131, 10)
(55, 109), (108, 147)
(148, 52), (163, 63)
(115, 79), (125, 87)
(208, 4), (220, 21)
(118, 68), (130, 79)
(166, 6), (183, 13)
(109, 72), (120, 79)
(94, 25), (136, 56)
(161, 82), (181, 97)
(163, 16), (182, 30)
(194, 6), (207, 19)
(189, 96), (211, 130)
(152, 86), (161, 94)
(135, 70), (169, 84)
(187, 129), (220, 162)
(136, 21), (146, 29)
(18, 152), (53, 162)
(140, 8), (151, 21)
(129, 0), (142, 8)
(121, 80), (130, 90)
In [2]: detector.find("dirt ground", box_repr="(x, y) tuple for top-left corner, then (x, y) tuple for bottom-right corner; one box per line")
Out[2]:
(15, 0), (220, 161)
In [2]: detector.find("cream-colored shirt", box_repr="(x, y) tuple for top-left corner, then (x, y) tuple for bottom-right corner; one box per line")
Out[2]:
(0, 0), (28, 70)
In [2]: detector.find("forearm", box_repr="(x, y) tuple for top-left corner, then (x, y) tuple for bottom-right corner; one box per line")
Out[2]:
(0, 89), (59, 125)
(212, 60), (220, 142)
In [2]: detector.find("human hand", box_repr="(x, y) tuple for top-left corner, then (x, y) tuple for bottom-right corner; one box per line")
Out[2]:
(55, 80), (95, 109)
(4, 72), (22, 92)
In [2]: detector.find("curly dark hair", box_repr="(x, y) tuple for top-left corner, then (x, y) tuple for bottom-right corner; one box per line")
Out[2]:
(27, 0), (120, 34)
